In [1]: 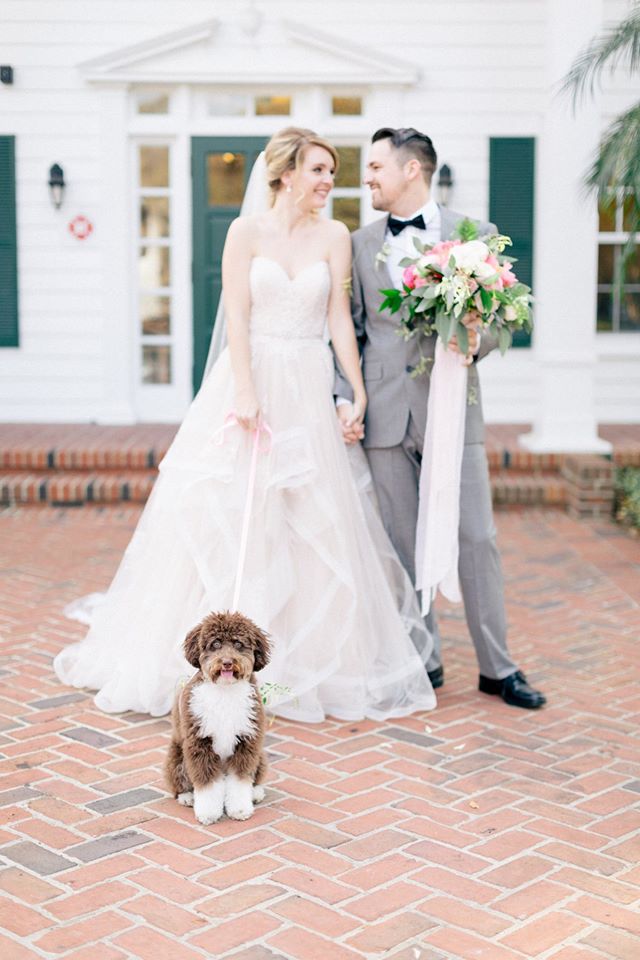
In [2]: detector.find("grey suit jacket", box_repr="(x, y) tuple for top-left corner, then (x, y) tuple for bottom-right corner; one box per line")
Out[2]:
(335, 206), (498, 449)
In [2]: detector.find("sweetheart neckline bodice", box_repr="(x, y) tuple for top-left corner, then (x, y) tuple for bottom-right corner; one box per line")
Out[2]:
(251, 256), (329, 283)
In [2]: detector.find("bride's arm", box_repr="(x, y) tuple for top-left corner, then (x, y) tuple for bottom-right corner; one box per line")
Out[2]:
(327, 222), (366, 429)
(221, 218), (259, 430)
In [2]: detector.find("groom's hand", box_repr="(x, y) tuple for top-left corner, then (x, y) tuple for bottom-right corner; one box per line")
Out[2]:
(449, 311), (482, 365)
(336, 402), (365, 445)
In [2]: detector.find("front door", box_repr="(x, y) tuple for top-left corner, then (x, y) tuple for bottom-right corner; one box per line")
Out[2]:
(191, 137), (266, 393)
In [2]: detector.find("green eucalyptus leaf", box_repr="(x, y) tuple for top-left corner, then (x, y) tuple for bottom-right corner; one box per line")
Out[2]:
(457, 322), (469, 355)
(498, 326), (512, 354)
(480, 288), (493, 312)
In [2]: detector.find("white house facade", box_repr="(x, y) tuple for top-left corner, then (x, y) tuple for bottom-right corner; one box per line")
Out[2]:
(0, 0), (638, 450)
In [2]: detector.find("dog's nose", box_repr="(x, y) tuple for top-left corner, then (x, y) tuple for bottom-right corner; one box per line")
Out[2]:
(221, 660), (233, 670)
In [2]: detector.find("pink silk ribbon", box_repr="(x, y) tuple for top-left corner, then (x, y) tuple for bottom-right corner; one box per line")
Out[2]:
(415, 339), (467, 615)
(213, 413), (272, 611)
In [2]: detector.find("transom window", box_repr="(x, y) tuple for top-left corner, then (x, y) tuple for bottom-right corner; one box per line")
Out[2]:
(206, 92), (292, 117)
(331, 96), (362, 116)
(597, 190), (640, 332)
(135, 89), (170, 115)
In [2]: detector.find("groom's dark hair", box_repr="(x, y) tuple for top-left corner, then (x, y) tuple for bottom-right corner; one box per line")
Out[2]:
(372, 127), (438, 184)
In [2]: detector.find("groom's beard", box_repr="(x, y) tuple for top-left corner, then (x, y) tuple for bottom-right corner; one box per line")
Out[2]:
(369, 190), (390, 212)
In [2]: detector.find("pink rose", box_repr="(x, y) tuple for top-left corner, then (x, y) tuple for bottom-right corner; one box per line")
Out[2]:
(402, 265), (418, 289)
(481, 255), (504, 291)
(501, 264), (517, 287)
(414, 276), (429, 288)
(429, 240), (458, 269)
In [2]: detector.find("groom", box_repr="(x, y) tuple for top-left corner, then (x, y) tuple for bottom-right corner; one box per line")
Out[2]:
(336, 127), (545, 709)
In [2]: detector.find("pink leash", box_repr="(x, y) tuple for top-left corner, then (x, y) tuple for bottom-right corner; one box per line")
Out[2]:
(214, 413), (272, 611)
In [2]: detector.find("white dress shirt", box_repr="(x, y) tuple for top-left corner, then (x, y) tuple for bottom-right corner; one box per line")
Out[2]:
(384, 198), (441, 289)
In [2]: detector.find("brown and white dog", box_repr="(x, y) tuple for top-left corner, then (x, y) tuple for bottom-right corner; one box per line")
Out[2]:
(165, 611), (270, 824)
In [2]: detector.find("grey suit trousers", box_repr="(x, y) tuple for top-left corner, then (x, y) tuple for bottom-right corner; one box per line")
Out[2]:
(366, 418), (516, 680)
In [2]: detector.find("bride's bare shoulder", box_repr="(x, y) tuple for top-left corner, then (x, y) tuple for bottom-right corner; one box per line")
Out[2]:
(226, 213), (262, 239)
(324, 218), (350, 239)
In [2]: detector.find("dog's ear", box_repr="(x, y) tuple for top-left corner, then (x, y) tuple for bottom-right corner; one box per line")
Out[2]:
(250, 625), (271, 673)
(183, 622), (203, 667)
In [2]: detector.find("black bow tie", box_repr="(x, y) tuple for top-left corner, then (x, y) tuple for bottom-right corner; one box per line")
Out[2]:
(387, 213), (426, 236)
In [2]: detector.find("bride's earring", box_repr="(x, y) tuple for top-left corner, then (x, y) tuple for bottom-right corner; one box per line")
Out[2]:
(286, 184), (292, 194)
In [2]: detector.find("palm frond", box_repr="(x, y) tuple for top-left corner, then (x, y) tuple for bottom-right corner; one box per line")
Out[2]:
(586, 102), (640, 284)
(561, 4), (640, 106)
(584, 101), (640, 197)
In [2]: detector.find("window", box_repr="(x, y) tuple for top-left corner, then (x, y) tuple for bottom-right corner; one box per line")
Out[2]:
(331, 145), (362, 233)
(207, 93), (247, 116)
(331, 96), (362, 116)
(137, 145), (173, 383)
(135, 90), (170, 115)
(597, 191), (640, 332)
(255, 95), (291, 116)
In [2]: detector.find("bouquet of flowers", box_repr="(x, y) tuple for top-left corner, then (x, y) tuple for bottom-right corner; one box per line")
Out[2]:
(380, 219), (533, 375)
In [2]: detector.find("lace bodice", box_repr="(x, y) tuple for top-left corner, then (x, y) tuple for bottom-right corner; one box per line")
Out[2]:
(249, 257), (330, 340)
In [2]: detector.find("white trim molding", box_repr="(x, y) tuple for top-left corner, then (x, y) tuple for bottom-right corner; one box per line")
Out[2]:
(79, 16), (419, 87)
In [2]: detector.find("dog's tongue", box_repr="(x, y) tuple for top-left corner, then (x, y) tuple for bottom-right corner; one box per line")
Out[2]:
(221, 669), (234, 680)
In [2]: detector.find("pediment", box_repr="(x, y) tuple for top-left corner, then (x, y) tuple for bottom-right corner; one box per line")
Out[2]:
(80, 14), (419, 86)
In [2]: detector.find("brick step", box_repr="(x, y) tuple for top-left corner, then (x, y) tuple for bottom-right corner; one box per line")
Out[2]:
(0, 448), (168, 471)
(1, 468), (566, 509)
(491, 471), (566, 508)
(1, 448), (638, 475)
(0, 471), (157, 506)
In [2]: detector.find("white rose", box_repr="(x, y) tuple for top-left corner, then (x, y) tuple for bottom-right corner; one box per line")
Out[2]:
(473, 261), (497, 281)
(450, 241), (489, 272)
(503, 305), (517, 321)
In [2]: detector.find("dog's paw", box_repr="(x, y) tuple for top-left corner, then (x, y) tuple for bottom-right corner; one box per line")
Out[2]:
(177, 791), (194, 807)
(194, 780), (225, 826)
(224, 773), (255, 820)
(195, 808), (223, 825)
(226, 802), (254, 821)
(252, 785), (265, 803)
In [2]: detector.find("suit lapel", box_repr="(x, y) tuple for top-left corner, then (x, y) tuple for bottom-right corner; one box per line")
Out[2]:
(360, 217), (394, 290)
(439, 205), (459, 241)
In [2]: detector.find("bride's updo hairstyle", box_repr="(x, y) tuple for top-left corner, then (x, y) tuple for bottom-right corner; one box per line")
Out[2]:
(265, 127), (339, 204)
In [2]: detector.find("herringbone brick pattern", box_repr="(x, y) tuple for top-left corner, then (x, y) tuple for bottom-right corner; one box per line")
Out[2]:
(0, 506), (638, 959)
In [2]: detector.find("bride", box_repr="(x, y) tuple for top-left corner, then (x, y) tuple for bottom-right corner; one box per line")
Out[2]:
(54, 127), (436, 722)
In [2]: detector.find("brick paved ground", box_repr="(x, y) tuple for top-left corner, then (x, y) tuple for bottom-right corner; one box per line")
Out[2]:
(0, 506), (639, 959)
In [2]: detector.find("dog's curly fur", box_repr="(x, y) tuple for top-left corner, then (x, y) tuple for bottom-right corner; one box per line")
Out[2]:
(164, 611), (270, 824)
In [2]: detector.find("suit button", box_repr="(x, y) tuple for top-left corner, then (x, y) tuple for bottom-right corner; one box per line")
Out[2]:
(405, 365), (414, 374)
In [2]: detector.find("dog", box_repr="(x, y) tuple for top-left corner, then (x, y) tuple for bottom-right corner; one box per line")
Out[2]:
(165, 610), (270, 824)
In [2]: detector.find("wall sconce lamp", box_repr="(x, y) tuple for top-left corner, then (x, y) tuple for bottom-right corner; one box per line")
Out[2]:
(48, 163), (65, 209)
(437, 164), (453, 207)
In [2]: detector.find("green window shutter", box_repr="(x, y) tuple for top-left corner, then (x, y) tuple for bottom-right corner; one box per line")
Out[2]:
(489, 137), (534, 348)
(0, 136), (19, 347)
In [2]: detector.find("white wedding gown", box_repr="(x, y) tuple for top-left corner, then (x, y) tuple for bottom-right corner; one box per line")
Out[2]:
(54, 257), (436, 721)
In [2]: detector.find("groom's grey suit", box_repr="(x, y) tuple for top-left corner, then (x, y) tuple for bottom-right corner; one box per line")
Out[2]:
(336, 206), (516, 680)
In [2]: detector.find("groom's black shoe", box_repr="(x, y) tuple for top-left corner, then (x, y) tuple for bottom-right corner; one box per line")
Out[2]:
(428, 666), (444, 689)
(479, 670), (546, 709)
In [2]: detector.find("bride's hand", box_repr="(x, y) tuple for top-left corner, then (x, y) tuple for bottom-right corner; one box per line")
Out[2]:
(235, 388), (260, 431)
(350, 393), (367, 428)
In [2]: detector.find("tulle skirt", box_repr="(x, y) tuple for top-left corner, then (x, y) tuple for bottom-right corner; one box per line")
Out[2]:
(55, 338), (436, 721)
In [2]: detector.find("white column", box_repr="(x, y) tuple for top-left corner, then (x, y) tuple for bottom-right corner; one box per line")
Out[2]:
(520, 0), (611, 454)
(96, 83), (136, 423)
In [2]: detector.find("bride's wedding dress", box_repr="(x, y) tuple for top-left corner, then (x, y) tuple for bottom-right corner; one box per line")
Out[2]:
(54, 257), (436, 721)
